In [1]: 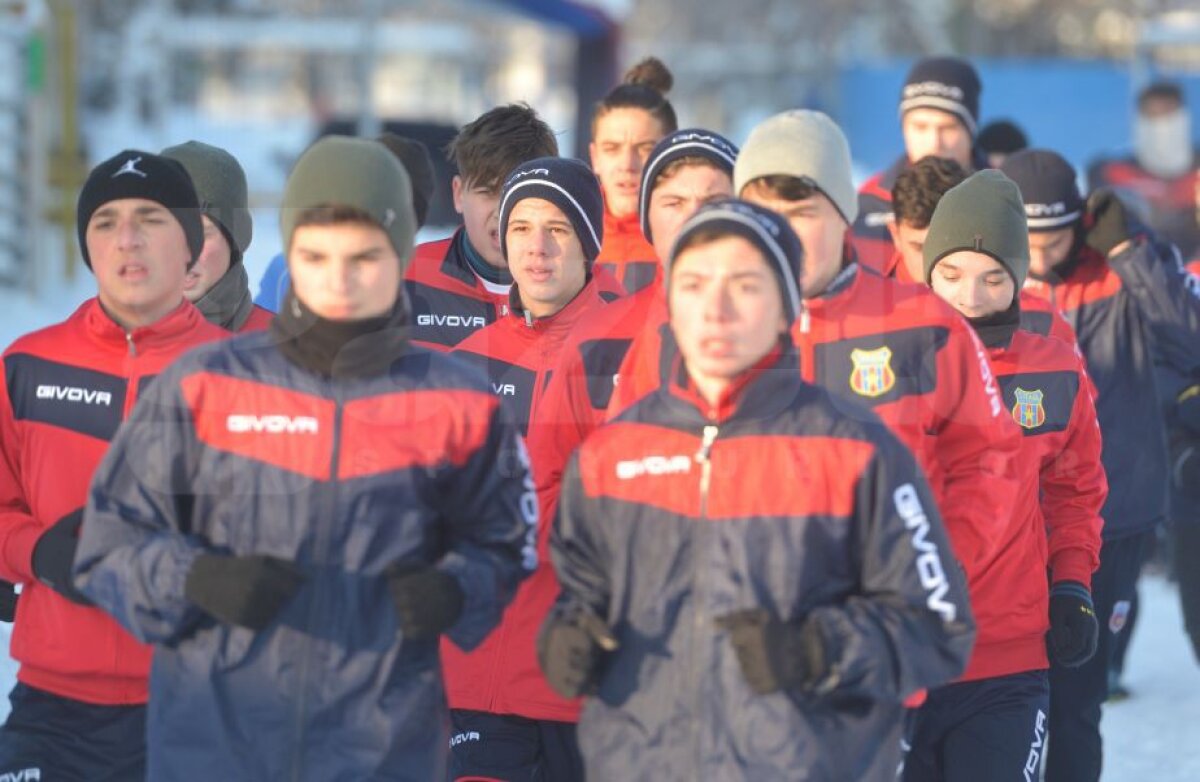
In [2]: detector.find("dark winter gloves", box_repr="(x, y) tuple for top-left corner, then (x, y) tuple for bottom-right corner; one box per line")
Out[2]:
(537, 603), (618, 699)
(1047, 580), (1099, 668)
(1084, 188), (1136, 258)
(386, 565), (464, 640)
(716, 609), (829, 695)
(32, 509), (92, 606)
(185, 554), (306, 631)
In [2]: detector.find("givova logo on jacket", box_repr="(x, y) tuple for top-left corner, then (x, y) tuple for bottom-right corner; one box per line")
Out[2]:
(893, 482), (956, 623)
(849, 346), (896, 397)
(616, 455), (692, 480)
(1011, 388), (1046, 429)
(226, 414), (319, 434)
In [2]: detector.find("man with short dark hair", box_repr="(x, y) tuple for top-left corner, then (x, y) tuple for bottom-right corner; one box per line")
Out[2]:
(888, 155), (970, 283)
(405, 104), (562, 350)
(0, 150), (225, 779)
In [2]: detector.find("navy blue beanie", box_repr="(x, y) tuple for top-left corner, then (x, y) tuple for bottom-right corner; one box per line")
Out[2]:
(76, 149), (204, 270)
(667, 198), (804, 325)
(639, 129), (739, 244)
(899, 56), (982, 136)
(999, 148), (1084, 232)
(499, 157), (604, 261)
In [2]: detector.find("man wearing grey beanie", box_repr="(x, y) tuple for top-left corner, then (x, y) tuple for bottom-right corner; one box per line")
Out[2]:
(77, 135), (535, 780)
(737, 111), (1023, 671)
(162, 140), (273, 332)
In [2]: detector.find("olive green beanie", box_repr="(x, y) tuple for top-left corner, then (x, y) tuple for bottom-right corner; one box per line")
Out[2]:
(922, 169), (1030, 287)
(280, 135), (417, 267)
(161, 140), (253, 259)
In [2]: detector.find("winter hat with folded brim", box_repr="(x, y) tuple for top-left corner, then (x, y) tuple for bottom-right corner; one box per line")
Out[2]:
(639, 128), (739, 244)
(667, 198), (804, 325)
(899, 56), (982, 136)
(281, 135), (417, 267)
(76, 149), (204, 270)
(161, 140), (253, 261)
(923, 169), (1030, 288)
(998, 148), (1084, 233)
(498, 156), (604, 262)
(733, 110), (859, 225)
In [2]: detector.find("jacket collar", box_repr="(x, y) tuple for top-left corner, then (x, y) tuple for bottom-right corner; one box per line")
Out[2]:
(506, 273), (601, 335)
(664, 340), (802, 424)
(80, 297), (212, 353)
(193, 262), (255, 331)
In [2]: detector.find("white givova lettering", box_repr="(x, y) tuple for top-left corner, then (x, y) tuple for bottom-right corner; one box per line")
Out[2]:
(1026, 201), (1067, 217)
(491, 383), (517, 397)
(893, 483), (957, 623)
(415, 314), (487, 329)
(449, 731), (481, 748)
(226, 414), (319, 435)
(1023, 709), (1047, 781)
(0, 769), (41, 782)
(972, 341), (1003, 417)
(616, 455), (692, 480)
(35, 384), (113, 406)
(515, 438), (539, 572)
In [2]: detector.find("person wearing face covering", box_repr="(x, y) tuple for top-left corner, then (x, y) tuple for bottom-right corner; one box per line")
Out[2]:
(1087, 81), (1199, 262)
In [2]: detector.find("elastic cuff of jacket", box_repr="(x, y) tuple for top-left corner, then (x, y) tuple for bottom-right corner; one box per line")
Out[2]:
(1049, 580), (1092, 604)
(1050, 549), (1096, 589)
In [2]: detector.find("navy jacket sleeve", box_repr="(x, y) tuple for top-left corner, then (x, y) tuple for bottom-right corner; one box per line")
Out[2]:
(435, 399), (538, 651)
(1110, 238), (1200, 386)
(73, 363), (210, 645)
(804, 430), (976, 701)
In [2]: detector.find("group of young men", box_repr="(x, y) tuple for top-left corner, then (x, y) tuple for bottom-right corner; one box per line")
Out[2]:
(0, 52), (1195, 781)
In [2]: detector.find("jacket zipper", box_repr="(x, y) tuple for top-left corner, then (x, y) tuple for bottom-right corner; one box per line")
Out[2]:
(797, 306), (816, 383)
(292, 395), (343, 782)
(690, 423), (719, 772)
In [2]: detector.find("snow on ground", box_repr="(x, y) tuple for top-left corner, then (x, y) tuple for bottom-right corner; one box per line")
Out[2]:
(0, 574), (1194, 777)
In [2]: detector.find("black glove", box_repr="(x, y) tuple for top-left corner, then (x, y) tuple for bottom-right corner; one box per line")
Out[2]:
(31, 509), (91, 606)
(387, 565), (464, 640)
(1047, 580), (1099, 668)
(0, 581), (17, 622)
(537, 603), (618, 699)
(1083, 188), (1135, 258)
(715, 608), (827, 695)
(184, 554), (306, 631)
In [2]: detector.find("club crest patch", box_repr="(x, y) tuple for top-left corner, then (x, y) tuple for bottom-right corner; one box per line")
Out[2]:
(849, 346), (896, 397)
(1012, 387), (1047, 429)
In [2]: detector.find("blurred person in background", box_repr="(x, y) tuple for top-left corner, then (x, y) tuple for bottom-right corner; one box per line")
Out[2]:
(978, 119), (1030, 168)
(1088, 81), (1199, 263)
(589, 57), (676, 294)
(854, 56), (986, 271)
(162, 140), (272, 332)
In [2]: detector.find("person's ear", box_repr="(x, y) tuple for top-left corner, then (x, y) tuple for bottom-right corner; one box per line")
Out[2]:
(451, 175), (464, 214)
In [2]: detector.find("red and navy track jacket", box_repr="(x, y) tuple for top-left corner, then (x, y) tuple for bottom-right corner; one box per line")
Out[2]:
(404, 230), (512, 351)
(0, 299), (225, 705)
(550, 346), (975, 780)
(794, 265), (1022, 583)
(1023, 238), (1200, 539)
(852, 155), (909, 274)
(594, 207), (660, 295)
(74, 330), (535, 780)
(442, 273), (621, 723)
(959, 329), (1106, 682)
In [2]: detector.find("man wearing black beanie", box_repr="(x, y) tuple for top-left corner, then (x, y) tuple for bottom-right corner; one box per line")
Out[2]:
(853, 55), (986, 273)
(1003, 147), (1200, 782)
(0, 149), (225, 779)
